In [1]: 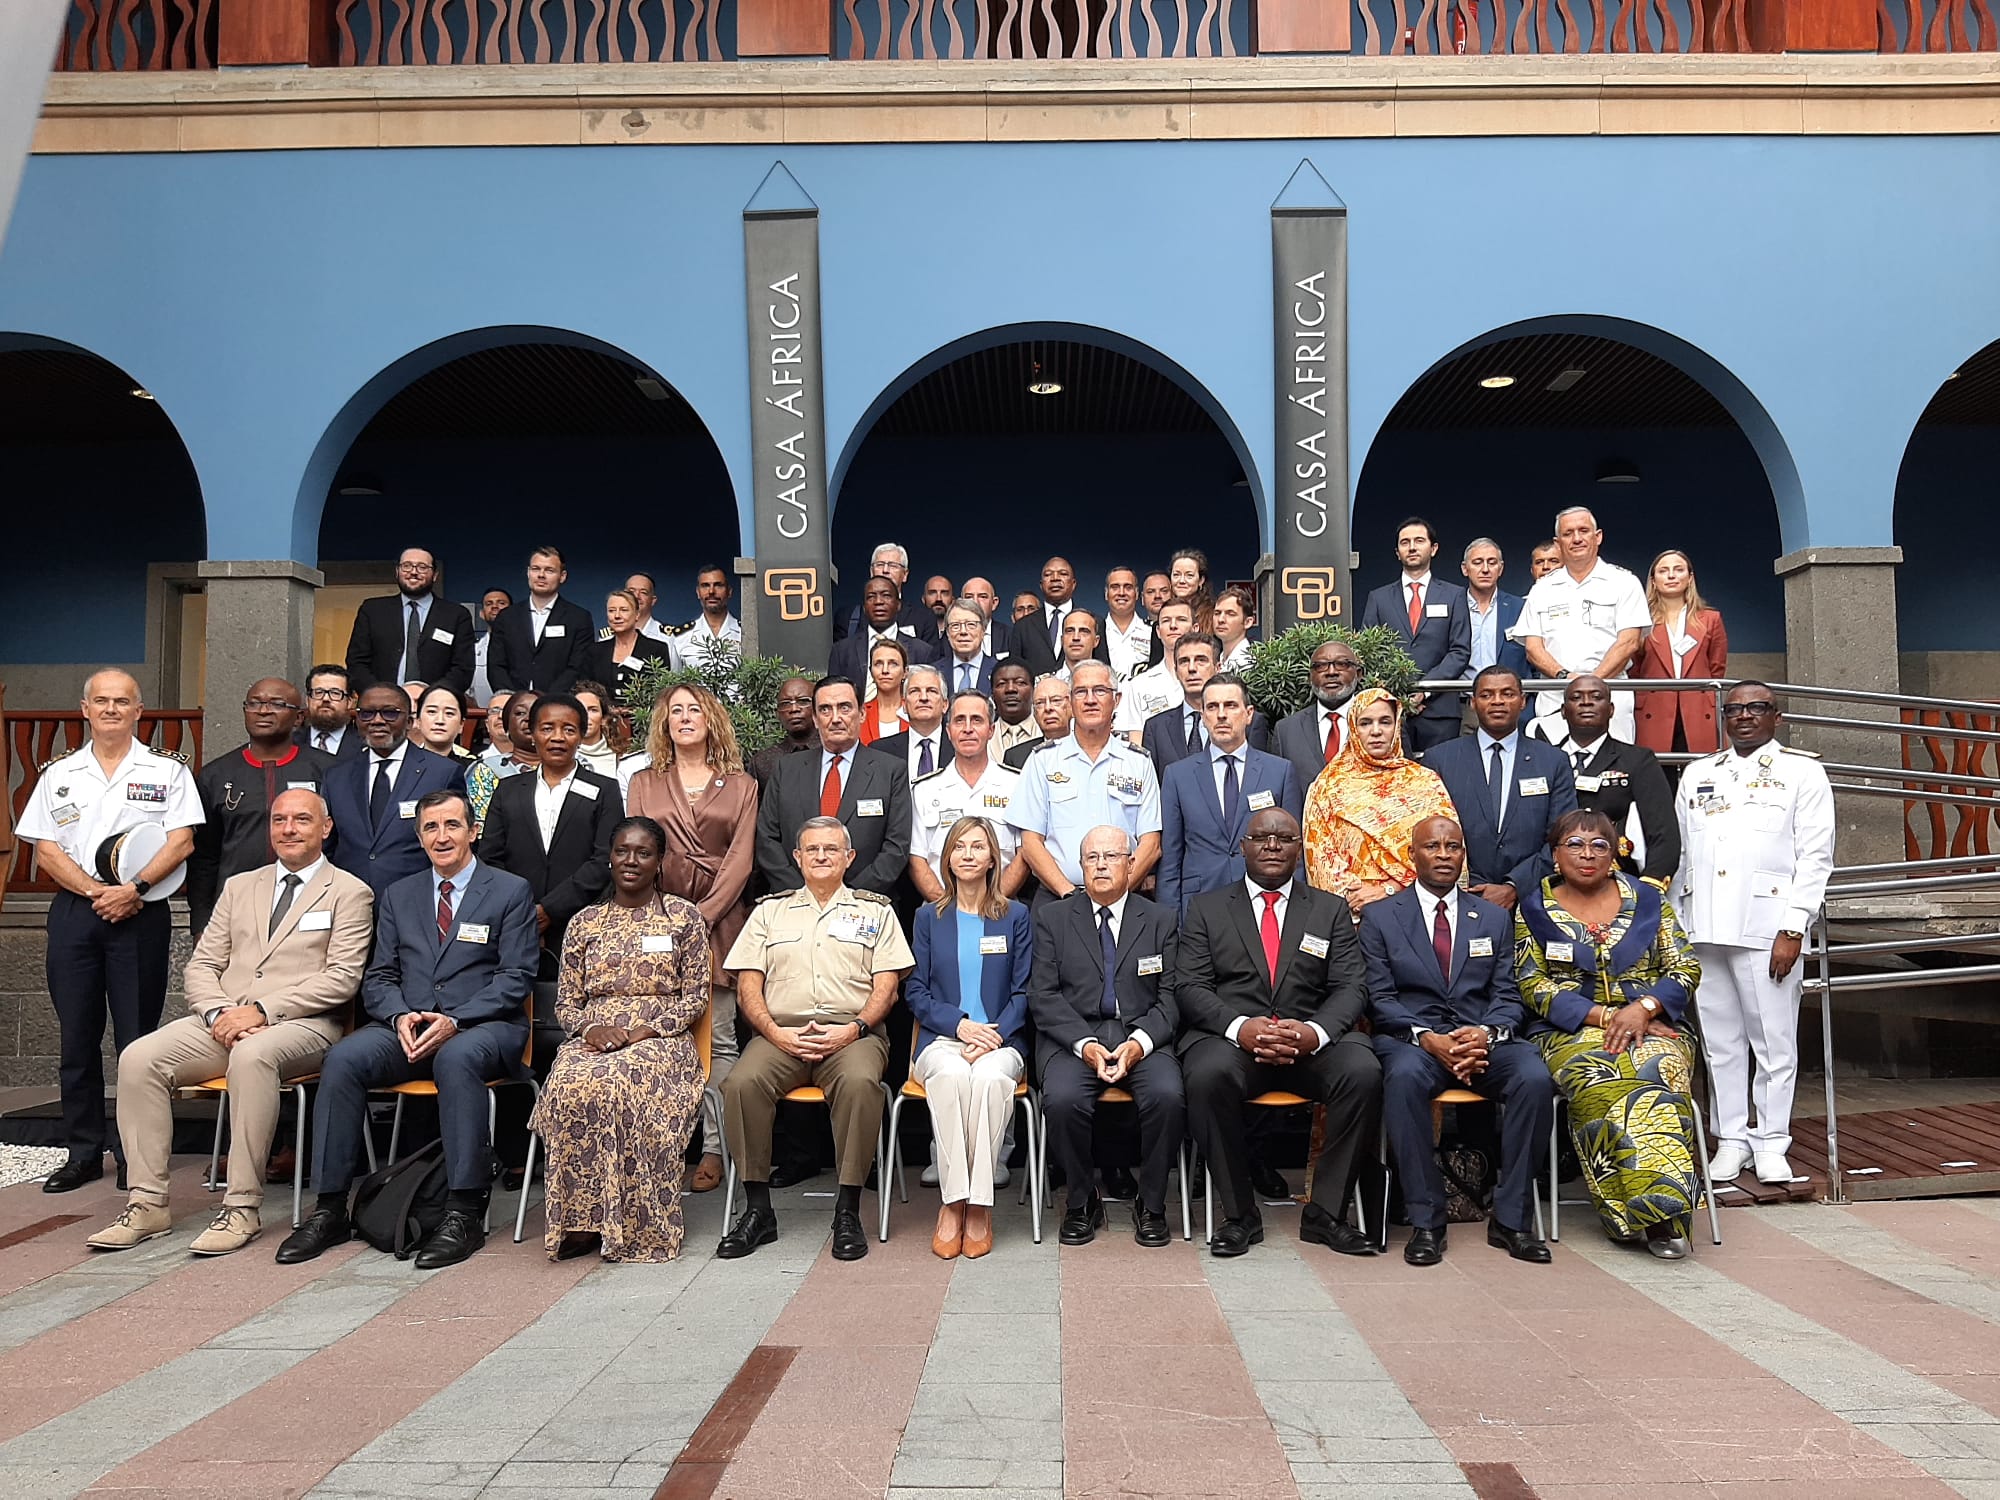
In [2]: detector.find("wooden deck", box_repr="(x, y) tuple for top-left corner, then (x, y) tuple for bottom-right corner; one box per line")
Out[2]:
(1789, 1097), (2000, 1201)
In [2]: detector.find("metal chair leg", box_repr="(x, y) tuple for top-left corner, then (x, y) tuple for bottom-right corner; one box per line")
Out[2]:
(1020, 1095), (1042, 1243)
(1548, 1112), (1562, 1242)
(881, 1095), (906, 1243)
(482, 1092), (496, 1233)
(1689, 1087), (1723, 1247)
(1177, 1140), (1192, 1241)
(207, 1093), (228, 1192)
(388, 1096), (406, 1165)
(722, 1156), (738, 1226)
(291, 1083), (308, 1229)
(875, 1082), (892, 1242)
(514, 1129), (538, 1245)
(1203, 1157), (1213, 1248)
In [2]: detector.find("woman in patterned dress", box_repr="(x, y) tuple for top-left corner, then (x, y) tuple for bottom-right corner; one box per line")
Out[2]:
(1515, 808), (1705, 1260)
(1302, 688), (1456, 914)
(530, 815), (712, 1262)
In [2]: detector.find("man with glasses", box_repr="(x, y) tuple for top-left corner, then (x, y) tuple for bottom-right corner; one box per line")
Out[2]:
(754, 677), (911, 897)
(323, 686), (466, 897)
(1271, 638), (1363, 792)
(1004, 673), (1073, 771)
(186, 679), (335, 937)
(747, 675), (821, 794)
(344, 547), (476, 696)
(939, 601), (997, 697)
(1528, 674), (1679, 886)
(1673, 682), (1835, 1188)
(297, 665), (361, 763)
(833, 542), (940, 646)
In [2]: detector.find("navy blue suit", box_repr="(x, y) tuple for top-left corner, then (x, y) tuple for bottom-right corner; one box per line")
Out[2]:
(311, 860), (539, 1194)
(1361, 578), (1473, 751)
(1360, 886), (1554, 1235)
(906, 901), (1033, 1060)
(1141, 703), (1272, 774)
(324, 745), (467, 897)
(1420, 733), (1577, 895)
(1158, 747), (1303, 915)
(938, 654), (999, 697)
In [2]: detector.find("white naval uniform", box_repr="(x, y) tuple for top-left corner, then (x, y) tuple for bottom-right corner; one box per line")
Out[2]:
(1672, 742), (1835, 1157)
(1103, 615), (1154, 681)
(1114, 661), (1180, 734)
(1509, 561), (1651, 739)
(910, 760), (1023, 874)
(670, 613), (743, 672)
(18, 740), (204, 875)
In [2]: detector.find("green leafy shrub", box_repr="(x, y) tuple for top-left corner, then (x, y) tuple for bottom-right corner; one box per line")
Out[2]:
(621, 650), (809, 760)
(1241, 623), (1419, 722)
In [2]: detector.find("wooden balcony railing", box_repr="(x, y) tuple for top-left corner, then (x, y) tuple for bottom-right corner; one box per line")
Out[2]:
(56, 1), (218, 71)
(1878, 1), (1997, 53)
(4, 712), (204, 896)
(1901, 707), (2000, 863)
(838, 0), (1245, 57)
(335, 0), (731, 66)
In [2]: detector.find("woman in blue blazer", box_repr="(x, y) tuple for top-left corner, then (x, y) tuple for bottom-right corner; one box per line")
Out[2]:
(905, 815), (1032, 1261)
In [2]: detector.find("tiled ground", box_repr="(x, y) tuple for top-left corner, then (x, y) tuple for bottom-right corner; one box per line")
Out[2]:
(0, 1163), (1997, 1499)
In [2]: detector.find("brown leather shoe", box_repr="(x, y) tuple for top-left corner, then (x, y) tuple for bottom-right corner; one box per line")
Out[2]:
(961, 1207), (993, 1259)
(931, 1203), (964, 1260)
(688, 1155), (724, 1194)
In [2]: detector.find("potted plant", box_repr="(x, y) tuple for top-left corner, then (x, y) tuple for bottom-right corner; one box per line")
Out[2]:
(1240, 623), (1419, 722)
(620, 650), (809, 759)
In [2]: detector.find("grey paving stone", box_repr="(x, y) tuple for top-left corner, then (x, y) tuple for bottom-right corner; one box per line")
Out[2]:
(1220, 1308), (1383, 1381)
(310, 1460), (501, 1498)
(909, 1382), (1065, 1423)
(1278, 1433), (1463, 1466)
(1764, 1205), (2000, 1326)
(887, 1457), (1065, 1491)
(608, 1461), (672, 1488)
(895, 1411), (1064, 1462)
(482, 1460), (625, 1488)
(0, 1272), (153, 1355)
(209, 1276), (411, 1350)
(1260, 1378), (1441, 1442)
(921, 1314), (1060, 1384)
(347, 1424), (535, 1467)
(884, 1490), (1063, 1500)
(1295, 1483), (1478, 1500)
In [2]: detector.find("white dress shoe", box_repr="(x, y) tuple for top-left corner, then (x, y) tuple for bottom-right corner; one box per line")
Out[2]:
(1753, 1152), (1794, 1185)
(1706, 1146), (1750, 1182)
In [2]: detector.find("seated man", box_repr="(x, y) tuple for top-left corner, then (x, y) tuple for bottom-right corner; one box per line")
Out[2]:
(86, 790), (374, 1256)
(1360, 815), (1555, 1266)
(1176, 807), (1380, 1258)
(1029, 824), (1184, 1248)
(276, 789), (539, 1270)
(718, 816), (913, 1264)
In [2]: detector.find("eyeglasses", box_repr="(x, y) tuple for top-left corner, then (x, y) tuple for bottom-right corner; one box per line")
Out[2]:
(1558, 837), (1614, 853)
(1242, 832), (1302, 847)
(354, 707), (406, 721)
(1723, 702), (1778, 717)
(1071, 686), (1114, 700)
(242, 698), (299, 711)
(776, 695), (814, 707)
(1079, 851), (1130, 866)
(307, 687), (352, 701)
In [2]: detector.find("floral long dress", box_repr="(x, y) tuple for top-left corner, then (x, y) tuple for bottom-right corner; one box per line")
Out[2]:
(529, 895), (712, 1261)
(1514, 875), (1705, 1240)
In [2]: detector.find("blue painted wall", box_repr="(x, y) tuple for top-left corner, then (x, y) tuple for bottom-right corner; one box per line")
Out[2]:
(1896, 426), (2000, 652)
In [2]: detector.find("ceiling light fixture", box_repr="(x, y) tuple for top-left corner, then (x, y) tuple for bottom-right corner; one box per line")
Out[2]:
(1945, 371), (1961, 381)
(1478, 374), (1515, 390)
(632, 376), (672, 401)
(336, 477), (385, 497)
(129, 387), (155, 400)
(1545, 367), (1587, 393)
(1027, 361), (1062, 397)
(1595, 459), (1642, 484)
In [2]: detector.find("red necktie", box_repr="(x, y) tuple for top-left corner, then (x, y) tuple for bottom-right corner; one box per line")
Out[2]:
(1260, 891), (1282, 986)
(437, 878), (455, 947)
(1432, 897), (1452, 983)
(1323, 714), (1341, 764)
(820, 754), (844, 818)
(1408, 580), (1423, 634)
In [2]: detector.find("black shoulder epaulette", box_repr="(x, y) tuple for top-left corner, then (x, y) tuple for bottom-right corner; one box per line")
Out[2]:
(670, 618), (698, 634)
(160, 748), (191, 765)
(913, 767), (949, 787)
(596, 627), (614, 642)
(853, 889), (893, 905)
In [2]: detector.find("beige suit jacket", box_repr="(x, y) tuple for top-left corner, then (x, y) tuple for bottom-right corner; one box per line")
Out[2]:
(183, 861), (375, 1037)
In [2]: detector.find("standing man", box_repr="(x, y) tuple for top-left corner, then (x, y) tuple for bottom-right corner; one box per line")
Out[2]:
(754, 678), (912, 897)
(910, 691), (1025, 901)
(961, 576), (1011, 660)
(1102, 566), (1154, 681)
(719, 818), (913, 1262)
(21, 670), (202, 1192)
(1030, 825), (1184, 1248)
(1011, 556), (1108, 679)
(1056, 610), (1105, 683)
(1116, 600), (1196, 736)
(186, 679), (334, 936)
(875, 664), (952, 784)
(827, 577), (942, 684)
(1674, 683), (1835, 1187)
(1271, 638), (1362, 792)
(990, 661), (1040, 763)
(1360, 517), (1472, 753)
(940, 601), (998, 697)
(672, 564), (744, 672)
(921, 574), (957, 623)
(1179, 807), (1383, 1258)
(1530, 675), (1679, 886)
(1461, 537), (1529, 682)
(1009, 662), (1162, 901)
(1212, 585), (1260, 673)
(834, 542), (939, 644)
(1142, 633), (1272, 773)
(469, 587), (513, 707)
(1004, 673), (1073, 771)
(344, 546), (476, 696)
(1530, 540), (1562, 581)
(1511, 506), (1651, 740)
(1141, 572), (1173, 623)
(626, 572), (675, 643)
(1422, 668), (1577, 913)
(488, 545), (593, 694)
(747, 675), (820, 793)
(1158, 673), (1302, 915)
(276, 789), (539, 1269)
(298, 664), (362, 763)
(322, 686), (466, 897)
(86, 790), (373, 1256)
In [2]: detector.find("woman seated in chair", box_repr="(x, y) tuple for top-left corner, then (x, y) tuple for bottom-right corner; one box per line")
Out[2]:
(1514, 809), (1704, 1260)
(531, 815), (712, 1262)
(904, 815), (1031, 1261)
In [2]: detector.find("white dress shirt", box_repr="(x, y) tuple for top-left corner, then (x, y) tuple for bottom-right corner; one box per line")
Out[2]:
(368, 741), (409, 800)
(1222, 879), (1330, 1052)
(904, 727), (946, 782)
(532, 766), (576, 850)
(528, 596), (554, 644)
(270, 855), (325, 919)
(1076, 892), (1156, 1058)
(1477, 729), (1520, 830)
(1407, 881), (1461, 1041)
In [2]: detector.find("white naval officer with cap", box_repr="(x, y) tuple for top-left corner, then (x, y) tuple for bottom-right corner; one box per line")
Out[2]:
(18, 669), (201, 1193)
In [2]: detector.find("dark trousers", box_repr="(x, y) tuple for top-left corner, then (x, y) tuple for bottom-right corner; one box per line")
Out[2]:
(1405, 709), (1463, 754)
(1040, 1047), (1185, 1214)
(1374, 1036), (1554, 1233)
(1184, 1030), (1381, 1225)
(46, 890), (170, 1158)
(311, 1019), (527, 1195)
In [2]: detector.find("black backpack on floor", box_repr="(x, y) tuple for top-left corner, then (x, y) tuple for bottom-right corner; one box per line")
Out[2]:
(351, 1140), (449, 1259)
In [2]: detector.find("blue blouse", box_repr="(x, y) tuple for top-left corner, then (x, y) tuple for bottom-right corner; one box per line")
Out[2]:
(956, 914), (988, 1024)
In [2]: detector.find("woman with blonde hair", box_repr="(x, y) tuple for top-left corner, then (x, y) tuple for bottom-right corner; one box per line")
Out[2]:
(1632, 549), (1729, 757)
(623, 682), (758, 1193)
(903, 816), (1032, 1260)
(584, 588), (670, 698)
(1302, 688), (1457, 913)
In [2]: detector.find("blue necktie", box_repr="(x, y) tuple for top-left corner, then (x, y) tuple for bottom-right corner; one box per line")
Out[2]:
(918, 736), (935, 777)
(1488, 742), (1506, 830)
(1220, 753), (1240, 831)
(1097, 906), (1117, 1019)
(959, 663), (974, 693)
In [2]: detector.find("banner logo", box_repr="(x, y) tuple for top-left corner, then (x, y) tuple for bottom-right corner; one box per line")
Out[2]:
(1280, 568), (1342, 621)
(763, 568), (825, 621)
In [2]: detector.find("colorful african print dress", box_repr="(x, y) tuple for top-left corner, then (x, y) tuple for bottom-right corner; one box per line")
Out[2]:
(529, 895), (712, 1261)
(1301, 688), (1457, 913)
(1514, 875), (1704, 1239)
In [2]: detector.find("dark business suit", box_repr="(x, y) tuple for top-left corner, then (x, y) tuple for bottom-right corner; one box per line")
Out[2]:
(1002, 738), (1051, 772)
(487, 596), (594, 694)
(754, 744), (912, 897)
(311, 860), (539, 1194)
(475, 766), (622, 975)
(825, 629), (942, 689)
(1008, 604), (1110, 679)
(1360, 886), (1554, 1234)
(1421, 734), (1577, 895)
(833, 599), (939, 646)
(1361, 578), (1473, 752)
(1029, 893), (1184, 1213)
(873, 728), (954, 785)
(1176, 880), (1380, 1225)
(1476, 590), (1531, 680)
(1157, 748), (1302, 915)
(1524, 729), (1680, 883)
(1270, 702), (1348, 795)
(583, 631), (672, 700)
(345, 593), (477, 695)
(324, 745), (467, 897)
(938, 654), (999, 697)
(296, 725), (364, 764)
(1140, 703), (1272, 773)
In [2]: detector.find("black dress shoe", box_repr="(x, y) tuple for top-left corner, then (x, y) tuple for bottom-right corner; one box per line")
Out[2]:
(275, 1206), (351, 1264)
(1299, 1206), (1379, 1257)
(716, 1205), (779, 1259)
(1210, 1218), (1264, 1258)
(830, 1206), (869, 1261)
(1101, 1166), (1138, 1201)
(1250, 1160), (1291, 1201)
(414, 1209), (486, 1270)
(1404, 1226), (1447, 1266)
(769, 1159), (821, 1190)
(43, 1155), (103, 1194)
(554, 1231), (602, 1261)
(1488, 1222), (1553, 1264)
(1058, 1190), (1106, 1246)
(1133, 1205), (1172, 1249)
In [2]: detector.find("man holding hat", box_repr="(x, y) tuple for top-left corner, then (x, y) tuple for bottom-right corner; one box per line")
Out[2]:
(19, 670), (202, 1192)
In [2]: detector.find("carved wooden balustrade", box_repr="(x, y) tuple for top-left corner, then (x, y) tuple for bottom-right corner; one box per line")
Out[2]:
(838, 0), (1243, 57)
(55, 1), (217, 70)
(1901, 708), (2000, 863)
(1355, 0), (1751, 54)
(1877, 0), (1997, 52)
(334, 0), (729, 64)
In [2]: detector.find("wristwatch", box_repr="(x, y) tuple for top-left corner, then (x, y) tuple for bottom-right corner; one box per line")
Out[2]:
(132, 878), (153, 897)
(1638, 997), (1660, 1017)
(850, 1017), (872, 1040)
(1778, 928), (1805, 940)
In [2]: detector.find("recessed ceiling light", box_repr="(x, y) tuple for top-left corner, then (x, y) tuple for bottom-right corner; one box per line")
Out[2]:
(129, 387), (154, 400)
(633, 376), (672, 401)
(1595, 458), (1642, 484)
(1545, 367), (1587, 392)
(1478, 375), (1515, 390)
(1945, 371), (1961, 381)
(1027, 360), (1062, 396)
(336, 477), (384, 496)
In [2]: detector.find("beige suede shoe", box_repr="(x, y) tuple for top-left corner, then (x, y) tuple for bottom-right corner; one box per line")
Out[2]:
(85, 1202), (173, 1251)
(189, 1205), (262, 1256)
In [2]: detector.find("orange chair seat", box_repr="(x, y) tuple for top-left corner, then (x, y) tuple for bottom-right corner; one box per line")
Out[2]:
(1435, 1088), (1485, 1105)
(900, 1077), (1032, 1101)
(192, 1074), (319, 1092)
(1247, 1090), (1311, 1107)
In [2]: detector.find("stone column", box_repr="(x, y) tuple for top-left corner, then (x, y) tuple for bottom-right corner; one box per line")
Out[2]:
(198, 560), (323, 704)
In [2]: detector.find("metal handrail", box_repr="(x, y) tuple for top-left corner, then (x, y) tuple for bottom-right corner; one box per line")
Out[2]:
(1825, 782), (2000, 807)
(1793, 712), (2000, 744)
(1413, 675), (2000, 719)
(1821, 871), (2000, 898)
(1820, 760), (2000, 792)
(1836, 853), (2000, 878)
(1819, 932), (2000, 959)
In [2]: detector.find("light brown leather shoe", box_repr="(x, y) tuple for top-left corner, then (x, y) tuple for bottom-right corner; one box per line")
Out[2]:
(961, 1208), (993, 1259)
(931, 1203), (964, 1260)
(688, 1155), (724, 1194)
(86, 1202), (173, 1251)
(189, 1205), (261, 1256)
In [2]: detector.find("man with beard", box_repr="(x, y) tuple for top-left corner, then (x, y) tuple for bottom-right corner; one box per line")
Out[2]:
(344, 547), (476, 695)
(1271, 638), (1364, 791)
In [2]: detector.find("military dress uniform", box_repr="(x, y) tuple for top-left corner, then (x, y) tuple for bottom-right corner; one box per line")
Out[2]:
(1114, 662), (1180, 734)
(1006, 735), (1161, 893)
(1672, 743), (1835, 1160)
(910, 761), (1022, 873)
(18, 739), (203, 1162)
(720, 886), (915, 1186)
(1510, 561), (1651, 739)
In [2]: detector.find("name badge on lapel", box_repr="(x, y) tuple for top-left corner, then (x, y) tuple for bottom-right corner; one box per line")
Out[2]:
(398, 800), (418, 819)
(1468, 937), (1493, 957)
(430, 627), (455, 646)
(1546, 941), (1574, 963)
(1136, 954), (1164, 976)
(544, 624), (566, 638)
(855, 799), (884, 817)
(297, 910), (333, 932)
(287, 780), (317, 791)
(1247, 790), (1275, 811)
(1426, 602), (1449, 618)
(642, 934), (674, 954)
(979, 936), (1008, 955)
(457, 923), (491, 944)
(1518, 777), (1549, 797)
(1299, 933), (1330, 958)
(571, 780), (600, 801)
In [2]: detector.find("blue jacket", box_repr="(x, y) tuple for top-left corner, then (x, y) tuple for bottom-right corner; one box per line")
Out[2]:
(1488, 590), (1531, 679)
(1358, 885), (1525, 1039)
(905, 899), (1033, 1059)
(1420, 732), (1577, 894)
(361, 859), (539, 1030)
(324, 744), (467, 896)
(1158, 747), (1302, 915)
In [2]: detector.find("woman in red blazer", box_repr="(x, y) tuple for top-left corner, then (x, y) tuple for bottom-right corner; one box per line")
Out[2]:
(1632, 550), (1729, 755)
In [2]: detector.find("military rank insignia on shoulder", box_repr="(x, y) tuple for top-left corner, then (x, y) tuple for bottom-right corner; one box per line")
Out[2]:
(913, 767), (949, 787)
(38, 750), (73, 773)
(597, 627), (614, 642)
(755, 889), (795, 905)
(1778, 745), (1821, 759)
(853, 889), (893, 906)
(159, 748), (191, 765)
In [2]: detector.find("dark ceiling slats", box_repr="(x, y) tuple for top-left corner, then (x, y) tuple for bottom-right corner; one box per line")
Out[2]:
(873, 339), (1213, 436)
(358, 344), (706, 440)
(0, 349), (179, 443)
(1914, 341), (2000, 427)
(1382, 334), (1735, 430)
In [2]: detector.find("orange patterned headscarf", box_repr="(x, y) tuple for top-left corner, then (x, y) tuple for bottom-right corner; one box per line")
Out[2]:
(1302, 688), (1457, 912)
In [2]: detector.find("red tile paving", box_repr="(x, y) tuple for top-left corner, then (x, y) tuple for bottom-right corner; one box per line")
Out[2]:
(1846, 1198), (2000, 1279)
(0, 1160), (215, 1297)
